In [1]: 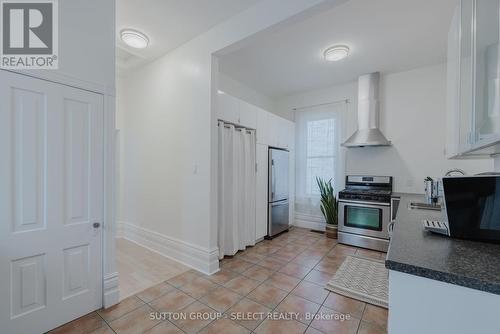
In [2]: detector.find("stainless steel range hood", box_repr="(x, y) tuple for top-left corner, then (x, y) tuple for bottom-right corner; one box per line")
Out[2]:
(342, 72), (391, 147)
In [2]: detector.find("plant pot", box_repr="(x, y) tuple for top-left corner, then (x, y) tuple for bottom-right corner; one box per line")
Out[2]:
(325, 225), (338, 239)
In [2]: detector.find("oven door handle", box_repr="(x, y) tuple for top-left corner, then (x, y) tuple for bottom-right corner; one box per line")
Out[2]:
(338, 200), (390, 207)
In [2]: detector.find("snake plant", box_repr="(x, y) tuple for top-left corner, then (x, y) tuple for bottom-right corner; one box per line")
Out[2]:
(316, 177), (338, 226)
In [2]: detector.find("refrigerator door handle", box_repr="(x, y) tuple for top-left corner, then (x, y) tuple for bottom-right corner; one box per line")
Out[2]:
(271, 199), (288, 206)
(271, 159), (276, 201)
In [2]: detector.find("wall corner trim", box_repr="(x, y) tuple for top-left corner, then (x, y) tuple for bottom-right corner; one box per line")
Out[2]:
(103, 272), (119, 308)
(117, 221), (220, 275)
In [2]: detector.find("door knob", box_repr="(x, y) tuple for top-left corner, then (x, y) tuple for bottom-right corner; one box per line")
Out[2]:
(93, 222), (101, 229)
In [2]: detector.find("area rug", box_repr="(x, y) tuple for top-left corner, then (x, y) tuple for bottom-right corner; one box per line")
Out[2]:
(325, 255), (388, 308)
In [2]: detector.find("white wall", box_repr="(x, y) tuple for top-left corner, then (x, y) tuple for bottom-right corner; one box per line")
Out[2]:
(495, 156), (500, 172)
(117, 0), (342, 273)
(218, 72), (275, 112)
(21, 0), (116, 91)
(276, 63), (494, 193)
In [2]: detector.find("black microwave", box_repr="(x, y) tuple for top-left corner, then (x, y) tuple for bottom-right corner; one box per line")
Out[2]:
(442, 176), (500, 244)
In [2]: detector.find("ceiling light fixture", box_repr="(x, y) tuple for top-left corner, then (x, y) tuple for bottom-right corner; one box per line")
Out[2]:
(324, 45), (350, 61)
(121, 29), (149, 49)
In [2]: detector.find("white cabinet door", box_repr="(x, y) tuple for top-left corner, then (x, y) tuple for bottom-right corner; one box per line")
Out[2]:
(256, 107), (268, 145)
(217, 93), (239, 124)
(446, 0), (500, 155)
(267, 115), (294, 150)
(238, 100), (257, 129)
(0, 71), (103, 334)
(277, 118), (289, 149)
(472, 0), (500, 146)
(267, 113), (280, 148)
(255, 144), (268, 240)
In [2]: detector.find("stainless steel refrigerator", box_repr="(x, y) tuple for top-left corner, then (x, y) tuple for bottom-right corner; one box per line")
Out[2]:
(268, 148), (289, 237)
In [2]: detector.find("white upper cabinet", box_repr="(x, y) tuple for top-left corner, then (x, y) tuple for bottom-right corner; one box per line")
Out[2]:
(266, 113), (280, 147)
(278, 119), (289, 149)
(216, 93), (257, 129)
(217, 93), (239, 125)
(216, 92), (295, 150)
(266, 113), (295, 150)
(473, 0), (500, 147)
(447, 0), (500, 156)
(256, 107), (268, 144)
(238, 100), (258, 129)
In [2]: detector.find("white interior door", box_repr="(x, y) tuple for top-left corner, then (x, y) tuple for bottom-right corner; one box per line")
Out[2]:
(0, 70), (104, 334)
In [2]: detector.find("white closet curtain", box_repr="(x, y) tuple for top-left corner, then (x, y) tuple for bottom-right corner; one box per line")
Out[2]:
(218, 121), (256, 259)
(295, 102), (346, 222)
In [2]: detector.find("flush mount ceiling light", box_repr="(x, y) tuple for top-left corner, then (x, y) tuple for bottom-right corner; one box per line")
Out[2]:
(121, 29), (149, 49)
(324, 45), (350, 61)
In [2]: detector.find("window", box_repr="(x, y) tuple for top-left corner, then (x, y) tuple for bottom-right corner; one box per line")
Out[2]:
(295, 102), (346, 218)
(305, 118), (336, 195)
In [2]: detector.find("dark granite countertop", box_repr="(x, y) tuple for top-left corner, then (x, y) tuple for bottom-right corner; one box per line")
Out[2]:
(385, 193), (500, 295)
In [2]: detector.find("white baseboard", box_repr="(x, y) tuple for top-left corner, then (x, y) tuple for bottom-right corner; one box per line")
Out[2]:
(103, 272), (119, 308)
(293, 213), (326, 232)
(117, 221), (219, 275)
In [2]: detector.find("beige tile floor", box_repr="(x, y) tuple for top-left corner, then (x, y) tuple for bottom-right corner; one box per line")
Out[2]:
(49, 228), (388, 334)
(116, 238), (190, 300)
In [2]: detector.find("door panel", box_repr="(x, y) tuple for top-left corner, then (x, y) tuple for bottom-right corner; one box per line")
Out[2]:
(0, 70), (104, 334)
(11, 254), (47, 318)
(63, 244), (90, 299)
(268, 148), (289, 202)
(65, 98), (91, 225)
(11, 88), (47, 233)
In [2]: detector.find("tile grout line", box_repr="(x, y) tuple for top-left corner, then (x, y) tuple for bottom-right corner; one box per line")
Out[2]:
(213, 232), (324, 332)
(107, 228), (383, 334)
(52, 228), (387, 334)
(93, 309), (118, 334)
(146, 288), (206, 334)
(231, 232), (339, 334)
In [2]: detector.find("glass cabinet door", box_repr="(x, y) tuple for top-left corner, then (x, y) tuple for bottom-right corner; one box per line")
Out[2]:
(474, 0), (500, 144)
(460, 0), (475, 151)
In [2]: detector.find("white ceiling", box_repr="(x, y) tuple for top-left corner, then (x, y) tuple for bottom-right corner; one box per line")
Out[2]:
(116, 0), (261, 69)
(218, 0), (458, 98)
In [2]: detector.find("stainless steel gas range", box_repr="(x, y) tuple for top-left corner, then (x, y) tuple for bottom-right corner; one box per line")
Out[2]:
(338, 175), (393, 252)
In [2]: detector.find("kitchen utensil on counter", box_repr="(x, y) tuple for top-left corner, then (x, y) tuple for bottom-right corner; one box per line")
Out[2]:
(424, 177), (441, 205)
